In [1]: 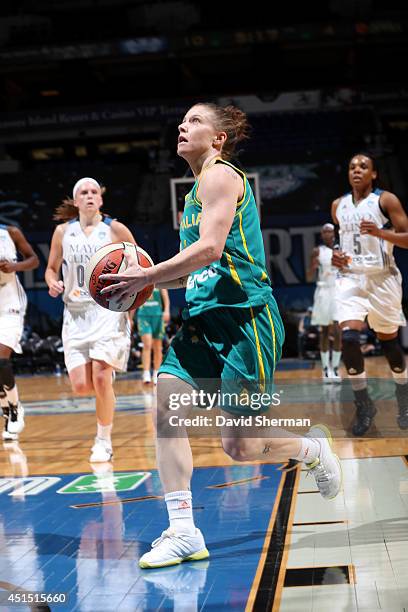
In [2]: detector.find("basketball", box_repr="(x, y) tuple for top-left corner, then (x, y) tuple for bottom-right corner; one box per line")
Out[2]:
(85, 241), (154, 312)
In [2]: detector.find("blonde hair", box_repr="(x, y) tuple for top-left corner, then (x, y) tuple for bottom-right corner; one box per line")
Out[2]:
(197, 103), (251, 160)
(53, 186), (106, 222)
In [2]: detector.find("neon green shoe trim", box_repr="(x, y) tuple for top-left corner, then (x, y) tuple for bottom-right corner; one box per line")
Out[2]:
(306, 457), (320, 470)
(139, 557), (182, 569)
(139, 548), (210, 569)
(185, 548), (210, 561)
(312, 423), (333, 446)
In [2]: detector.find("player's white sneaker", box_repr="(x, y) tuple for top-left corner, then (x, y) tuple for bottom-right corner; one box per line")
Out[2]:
(3, 432), (18, 441)
(143, 370), (151, 384)
(305, 424), (342, 499)
(139, 528), (209, 569)
(330, 367), (342, 383)
(6, 403), (25, 436)
(152, 370), (158, 385)
(322, 367), (331, 383)
(89, 437), (113, 463)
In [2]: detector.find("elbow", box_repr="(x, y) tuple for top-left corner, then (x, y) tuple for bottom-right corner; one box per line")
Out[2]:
(31, 255), (40, 270)
(202, 241), (223, 264)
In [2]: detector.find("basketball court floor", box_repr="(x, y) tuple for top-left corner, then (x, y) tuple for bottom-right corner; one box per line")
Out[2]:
(0, 356), (407, 611)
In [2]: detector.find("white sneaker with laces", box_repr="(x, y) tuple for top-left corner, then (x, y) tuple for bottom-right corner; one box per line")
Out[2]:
(139, 528), (209, 569)
(89, 437), (113, 463)
(7, 402), (25, 435)
(305, 424), (342, 499)
(142, 370), (151, 384)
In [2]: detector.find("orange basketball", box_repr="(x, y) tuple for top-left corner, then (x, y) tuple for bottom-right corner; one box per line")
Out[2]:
(85, 242), (154, 312)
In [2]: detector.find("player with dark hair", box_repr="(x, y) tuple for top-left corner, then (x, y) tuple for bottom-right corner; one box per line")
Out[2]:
(45, 178), (136, 462)
(332, 153), (408, 435)
(101, 103), (342, 568)
(0, 226), (39, 440)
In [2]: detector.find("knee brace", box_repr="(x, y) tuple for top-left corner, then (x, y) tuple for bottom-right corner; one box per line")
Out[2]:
(341, 329), (364, 375)
(0, 358), (15, 390)
(381, 338), (406, 373)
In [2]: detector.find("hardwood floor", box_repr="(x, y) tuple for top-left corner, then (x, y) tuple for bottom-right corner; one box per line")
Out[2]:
(2, 356), (406, 476)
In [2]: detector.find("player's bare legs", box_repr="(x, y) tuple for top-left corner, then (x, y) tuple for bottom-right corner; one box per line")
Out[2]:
(0, 344), (25, 440)
(319, 325), (331, 382)
(141, 333), (152, 384)
(152, 338), (163, 385)
(92, 360), (116, 426)
(139, 373), (342, 568)
(154, 374), (194, 493)
(220, 417), (341, 500)
(69, 360), (115, 461)
(69, 362), (94, 397)
(139, 373), (206, 568)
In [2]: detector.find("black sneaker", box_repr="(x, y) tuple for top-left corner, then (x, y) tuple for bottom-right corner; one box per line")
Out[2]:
(352, 395), (377, 437)
(395, 383), (408, 430)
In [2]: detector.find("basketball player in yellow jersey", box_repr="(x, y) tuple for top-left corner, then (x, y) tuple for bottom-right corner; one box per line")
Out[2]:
(101, 103), (342, 568)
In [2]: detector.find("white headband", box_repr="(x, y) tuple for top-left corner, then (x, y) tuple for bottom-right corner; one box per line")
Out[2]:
(322, 223), (334, 231)
(72, 177), (101, 199)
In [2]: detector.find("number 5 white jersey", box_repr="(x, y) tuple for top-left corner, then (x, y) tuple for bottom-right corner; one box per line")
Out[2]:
(336, 188), (395, 274)
(335, 189), (405, 333)
(61, 217), (113, 311)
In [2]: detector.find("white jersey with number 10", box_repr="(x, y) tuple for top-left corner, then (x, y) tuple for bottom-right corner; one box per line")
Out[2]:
(62, 217), (113, 311)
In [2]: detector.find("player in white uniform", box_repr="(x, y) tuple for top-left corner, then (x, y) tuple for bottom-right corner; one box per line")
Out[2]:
(310, 223), (342, 382)
(0, 225), (39, 440)
(332, 153), (408, 435)
(45, 178), (136, 462)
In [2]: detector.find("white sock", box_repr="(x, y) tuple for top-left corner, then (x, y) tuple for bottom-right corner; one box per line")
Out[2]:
(332, 350), (342, 369)
(165, 490), (195, 534)
(392, 369), (408, 384)
(320, 351), (330, 369)
(153, 370), (158, 377)
(97, 423), (112, 442)
(293, 436), (320, 464)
